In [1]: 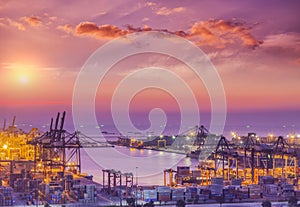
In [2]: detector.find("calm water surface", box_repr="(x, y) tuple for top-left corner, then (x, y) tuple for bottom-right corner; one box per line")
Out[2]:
(81, 146), (199, 185)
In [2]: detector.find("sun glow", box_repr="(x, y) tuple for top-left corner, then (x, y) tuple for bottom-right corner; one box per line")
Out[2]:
(6, 63), (36, 85)
(19, 73), (29, 84)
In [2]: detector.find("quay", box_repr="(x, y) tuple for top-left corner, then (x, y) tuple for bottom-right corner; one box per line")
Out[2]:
(1, 113), (300, 206)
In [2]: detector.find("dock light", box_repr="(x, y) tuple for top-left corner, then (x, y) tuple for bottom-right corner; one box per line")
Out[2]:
(172, 135), (176, 139)
(190, 132), (195, 136)
(159, 134), (163, 138)
(3, 144), (8, 150)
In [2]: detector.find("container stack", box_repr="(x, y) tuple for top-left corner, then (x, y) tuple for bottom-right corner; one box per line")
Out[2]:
(143, 189), (157, 202)
(64, 174), (73, 191)
(9, 173), (22, 187)
(13, 178), (25, 192)
(280, 184), (294, 198)
(171, 188), (184, 201)
(0, 186), (13, 206)
(210, 177), (223, 199)
(294, 190), (300, 197)
(248, 184), (261, 199)
(70, 184), (97, 203)
(186, 186), (197, 199)
(71, 185), (85, 201)
(223, 186), (236, 201)
(236, 186), (249, 199)
(259, 176), (274, 185)
(263, 184), (278, 198)
(51, 191), (63, 204)
(198, 187), (210, 202)
(209, 184), (223, 199)
(231, 179), (242, 186)
(84, 184), (96, 203)
(156, 186), (171, 202)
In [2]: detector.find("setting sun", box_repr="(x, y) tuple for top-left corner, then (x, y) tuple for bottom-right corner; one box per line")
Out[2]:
(5, 63), (36, 86)
(19, 74), (29, 84)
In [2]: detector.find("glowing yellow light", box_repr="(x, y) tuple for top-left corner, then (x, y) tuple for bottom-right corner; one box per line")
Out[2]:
(7, 63), (36, 86)
(19, 74), (29, 84)
(3, 144), (8, 150)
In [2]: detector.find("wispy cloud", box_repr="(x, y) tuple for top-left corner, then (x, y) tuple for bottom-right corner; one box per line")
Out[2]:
(21, 16), (42, 27)
(7, 18), (25, 30)
(56, 24), (73, 34)
(0, 15), (47, 31)
(156, 6), (186, 16)
(145, 2), (156, 7)
(142, 17), (150, 22)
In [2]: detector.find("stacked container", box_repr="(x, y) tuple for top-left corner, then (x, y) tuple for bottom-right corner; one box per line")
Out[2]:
(248, 184), (261, 199)
(263, 184), (278, 197)
(156, 186), (171, 202)
(280, 184), (294, 198)
(0, 186), (13, 206)
(143, 189), (157, 202)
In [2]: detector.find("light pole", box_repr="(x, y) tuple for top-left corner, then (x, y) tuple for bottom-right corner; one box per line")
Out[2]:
(136, 167), (138, 206)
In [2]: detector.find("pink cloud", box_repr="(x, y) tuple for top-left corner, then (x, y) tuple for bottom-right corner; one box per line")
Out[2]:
(56, 24), (73, 34)
(156, 6), (186, 16)
(188, 19), (263, 48)
(59, 18), (262, 49)
(21, 16), (42, 27)
(75, 22), (129, 39)
(4, 18), (26, 31)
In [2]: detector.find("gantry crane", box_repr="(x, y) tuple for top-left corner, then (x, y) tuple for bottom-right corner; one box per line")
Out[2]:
(28, 112), (114, 177)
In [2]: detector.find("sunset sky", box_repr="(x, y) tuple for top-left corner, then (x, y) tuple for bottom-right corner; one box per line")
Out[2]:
(1, 0), (300, 136)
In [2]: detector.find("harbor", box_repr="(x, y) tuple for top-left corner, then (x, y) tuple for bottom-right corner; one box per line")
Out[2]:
(0, 113), (300, 206)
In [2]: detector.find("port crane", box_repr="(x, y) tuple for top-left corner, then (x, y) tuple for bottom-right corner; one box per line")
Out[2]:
(28, 111), (114, 176)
